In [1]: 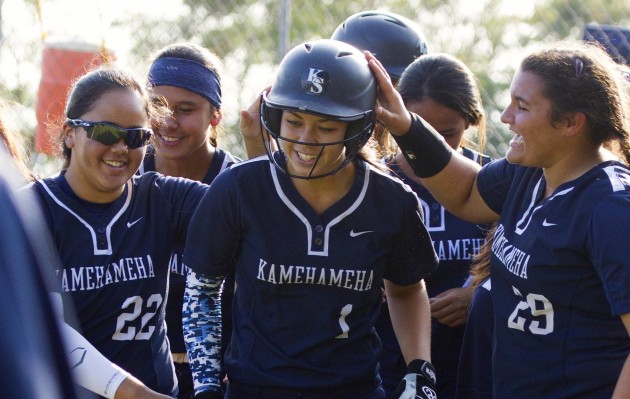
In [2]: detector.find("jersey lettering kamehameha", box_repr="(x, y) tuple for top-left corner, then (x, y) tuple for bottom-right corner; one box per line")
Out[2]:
(140, 147), (239, 354)
(478, 159), (630, 397)
(183, 155), (438, 390)
(30, 171), (207, 396)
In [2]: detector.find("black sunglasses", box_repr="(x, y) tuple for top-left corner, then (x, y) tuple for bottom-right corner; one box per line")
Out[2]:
(66, 119), (153, 149)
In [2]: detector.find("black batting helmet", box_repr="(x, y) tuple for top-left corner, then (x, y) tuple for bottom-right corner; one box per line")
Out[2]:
(261, 39), (377, 179)
(331, 10), (428, 80)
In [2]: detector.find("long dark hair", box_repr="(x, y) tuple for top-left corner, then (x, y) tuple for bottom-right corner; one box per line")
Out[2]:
(396, 52), (487, 154)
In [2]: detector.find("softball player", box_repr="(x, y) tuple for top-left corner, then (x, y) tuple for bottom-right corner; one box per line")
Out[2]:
(331, 11), (491, 397)
(331, 10), (428, 82)
(2, 97), (173, 399)
(142, 42), (240, 399)
(28, 67), (209, 397)
(370, 41), (630, 397)
(183, 39), (439, 399)
(0, 147), (82, 399)
(382, 53), (493, 398)
(455, 226), (493, 399)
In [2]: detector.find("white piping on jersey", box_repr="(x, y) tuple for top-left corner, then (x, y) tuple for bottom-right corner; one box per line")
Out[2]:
(514, 176), (573, 235)
(603, 164), (630, 192)
(230, 155), (269, 169)
(219, 156), (231, 172)
(269, 162), (370, 257)
(221, 152), (239, 171)
(39, 180), (133, 256)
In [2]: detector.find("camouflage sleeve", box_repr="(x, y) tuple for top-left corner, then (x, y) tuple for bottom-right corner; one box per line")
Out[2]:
(183, 269), (223, 395)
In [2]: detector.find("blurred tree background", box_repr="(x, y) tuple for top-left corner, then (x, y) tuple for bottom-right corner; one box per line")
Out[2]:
(1, 0), (629, 176)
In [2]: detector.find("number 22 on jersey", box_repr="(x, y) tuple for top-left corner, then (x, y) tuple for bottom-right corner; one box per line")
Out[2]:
(113, 293), (163, 340)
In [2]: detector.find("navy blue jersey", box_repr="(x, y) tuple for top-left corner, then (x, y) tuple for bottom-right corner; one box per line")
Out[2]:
(141, 147), (239, 354)
(378, 148), (492, 398)
(455, 278), (492, 399)
(31, 171), (207, 396)
(184, 155), (438, 390)
(478, 159), (630, 397)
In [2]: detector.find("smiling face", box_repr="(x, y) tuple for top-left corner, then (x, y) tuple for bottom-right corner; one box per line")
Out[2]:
(406, 98), (468, 151)
(278, 111), (349, 178)
(501, 69), (563, 168)
(64, 88), (148, 203)
(150, 85), (220, 161)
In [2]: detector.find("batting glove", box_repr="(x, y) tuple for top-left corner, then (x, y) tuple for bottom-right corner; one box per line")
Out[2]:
(391, 359), (437, 399)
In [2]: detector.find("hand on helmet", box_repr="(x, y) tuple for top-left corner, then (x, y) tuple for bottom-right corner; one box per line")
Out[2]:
(365, 51), (412, 136)
(240, 87), (274, 158)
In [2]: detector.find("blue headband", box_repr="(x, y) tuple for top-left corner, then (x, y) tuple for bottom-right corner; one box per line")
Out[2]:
(148, 57), (222, 108)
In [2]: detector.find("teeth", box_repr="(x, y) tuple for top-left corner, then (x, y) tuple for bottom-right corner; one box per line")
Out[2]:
(297, 152), (317, 161)
(104, 160), (124, 167)
(159, 133), (181, 142)
(511, 134), (523, 144)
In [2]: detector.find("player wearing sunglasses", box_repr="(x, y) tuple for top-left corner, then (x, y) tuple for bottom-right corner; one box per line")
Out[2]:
(66, 119), (153, 149)
(27, 67), (210, 397)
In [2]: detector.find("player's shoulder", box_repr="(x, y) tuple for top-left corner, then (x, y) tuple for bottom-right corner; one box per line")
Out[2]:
(195, 156), (270, 200)
(568, 161), (630, 207)
(225, 155), (270, 176)
(365, 162), (423, 208)
(215, 147), (242, 166)
(31, 173), (65, 200)
(596, 161), (630, 193)
(583, 162), (630, 217)
(462, 146), (494, 166)
(132, 170), (162, 188)
(366, 162), (416, 192)
(133, 170), (196, 185)
(133, 171), (209, 200)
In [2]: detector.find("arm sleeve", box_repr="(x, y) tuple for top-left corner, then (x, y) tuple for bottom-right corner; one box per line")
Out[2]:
(60, 317), (130, 399)
(183, 269), (224, 395)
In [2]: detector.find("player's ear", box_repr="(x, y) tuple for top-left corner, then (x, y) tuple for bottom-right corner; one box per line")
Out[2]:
(63, 121), (76, 149)
(210, 108), (223, 127)
(563, 111), (587, 137)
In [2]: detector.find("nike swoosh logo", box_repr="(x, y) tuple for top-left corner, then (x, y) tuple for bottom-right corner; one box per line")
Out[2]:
(350, 229), (374, 237)
(542, 219), (557, 227)
(127, 218), (143, 228)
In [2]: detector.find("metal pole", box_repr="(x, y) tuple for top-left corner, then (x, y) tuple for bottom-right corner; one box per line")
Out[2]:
(278, 0), (291, 63)
(0, 0), (4, 44)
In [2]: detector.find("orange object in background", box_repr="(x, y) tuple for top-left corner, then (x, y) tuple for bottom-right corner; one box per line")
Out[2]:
(35, 41), (115, 155)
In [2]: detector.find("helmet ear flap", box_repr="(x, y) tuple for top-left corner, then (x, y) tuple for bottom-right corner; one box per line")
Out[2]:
(260, 102), (283, 138)
(344, 112), (376, 154)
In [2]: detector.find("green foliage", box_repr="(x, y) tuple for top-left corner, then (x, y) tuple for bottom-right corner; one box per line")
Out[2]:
(12, 0), (624, 161)
(530, 0), (630, 41)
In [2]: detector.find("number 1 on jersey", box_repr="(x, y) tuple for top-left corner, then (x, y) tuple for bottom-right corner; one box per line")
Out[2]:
(335, 304), (353, 338)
